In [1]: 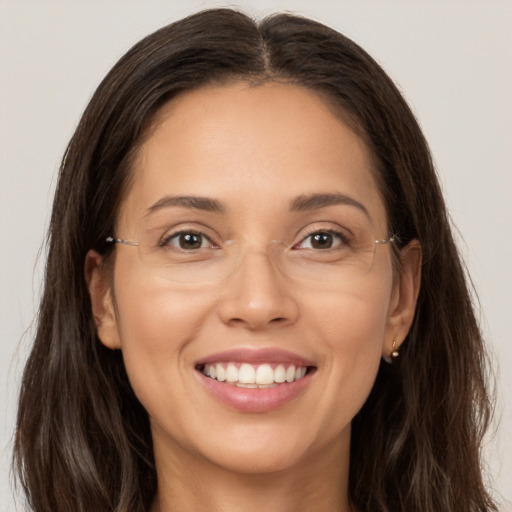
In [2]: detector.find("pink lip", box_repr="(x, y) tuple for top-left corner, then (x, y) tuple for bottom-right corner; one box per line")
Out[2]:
(195, 348), (316, 413)
(197, 371), (314, 413)
(196, 348), (316, 367)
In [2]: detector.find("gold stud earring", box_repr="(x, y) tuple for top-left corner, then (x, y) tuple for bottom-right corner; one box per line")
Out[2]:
(383, 340), (400, 364)
(391, 339), (400, 359)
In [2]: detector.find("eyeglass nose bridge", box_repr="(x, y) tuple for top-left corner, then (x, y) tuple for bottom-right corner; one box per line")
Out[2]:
(220, 238), (290, 272)
(228, 240), (288, 275)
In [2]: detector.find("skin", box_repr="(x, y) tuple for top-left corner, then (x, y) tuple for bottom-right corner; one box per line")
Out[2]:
(86, 83), (421, 512)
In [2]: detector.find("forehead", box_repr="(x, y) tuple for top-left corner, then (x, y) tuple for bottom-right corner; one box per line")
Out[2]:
(119, 82), (387, 231)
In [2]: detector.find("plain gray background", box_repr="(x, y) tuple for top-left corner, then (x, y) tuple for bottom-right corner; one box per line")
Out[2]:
(1, 1), (511, 510)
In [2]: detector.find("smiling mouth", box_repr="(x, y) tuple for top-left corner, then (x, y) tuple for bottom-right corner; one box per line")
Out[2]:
(196, 362), (315, 389)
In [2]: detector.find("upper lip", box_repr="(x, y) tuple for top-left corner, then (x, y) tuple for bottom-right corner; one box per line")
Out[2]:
(196, 348), (316, 367)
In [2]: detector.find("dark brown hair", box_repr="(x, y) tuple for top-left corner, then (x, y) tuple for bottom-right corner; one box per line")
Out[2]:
(14, 8), (497, 511)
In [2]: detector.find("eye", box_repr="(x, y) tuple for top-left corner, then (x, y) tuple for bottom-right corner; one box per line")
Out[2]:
(163, 231), (217, 251)
(294, 230), (347, 250)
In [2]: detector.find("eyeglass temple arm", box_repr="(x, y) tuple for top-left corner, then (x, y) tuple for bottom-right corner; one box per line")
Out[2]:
(105, 236), (139, 247)
(375, 234), (399, 245)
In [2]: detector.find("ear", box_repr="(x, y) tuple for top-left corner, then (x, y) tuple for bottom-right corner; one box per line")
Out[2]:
(85, 250), (121, 350)
(384, 239), (422, 357)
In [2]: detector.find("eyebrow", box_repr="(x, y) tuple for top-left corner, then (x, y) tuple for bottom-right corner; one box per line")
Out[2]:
(145, 195), (226, 215)
(144, 192), (369, 217)
(290, 193), (369, 217)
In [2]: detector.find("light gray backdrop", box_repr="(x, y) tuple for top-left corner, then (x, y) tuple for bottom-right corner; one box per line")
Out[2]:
(1, 1), (511, 510)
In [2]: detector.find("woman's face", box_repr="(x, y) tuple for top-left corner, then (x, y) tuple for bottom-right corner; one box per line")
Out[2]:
(89, 83), (416, 475)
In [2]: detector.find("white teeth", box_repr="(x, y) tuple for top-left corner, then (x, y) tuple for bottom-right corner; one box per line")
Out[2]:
(255, 364), (274, 384)
(274, 365), (286, 383)
(238, 363), (256, 384)
(216, 364), (226, 382)
(201, 362), (309, 386)
(226, 363), (238, 383)
(235, 382), (258, 388)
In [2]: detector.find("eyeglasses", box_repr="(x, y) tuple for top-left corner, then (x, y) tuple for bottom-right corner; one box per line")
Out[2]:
(105, 221), (397, 288)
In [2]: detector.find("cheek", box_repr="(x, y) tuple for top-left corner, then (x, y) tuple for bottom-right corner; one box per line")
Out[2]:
(305, 279), (392, 426)
(113, 251), (217, 341)
(111, 266), (216, 413)
(310, 276), (392, 352)
(116, 284), (201, 350)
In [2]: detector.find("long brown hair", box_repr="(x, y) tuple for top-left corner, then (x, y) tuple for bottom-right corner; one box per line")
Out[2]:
(14, 9), (497, 511)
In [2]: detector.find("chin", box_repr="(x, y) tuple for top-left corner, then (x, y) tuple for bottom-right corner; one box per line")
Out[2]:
(189, 416), (351, 476)
(203, 441), (313, 475)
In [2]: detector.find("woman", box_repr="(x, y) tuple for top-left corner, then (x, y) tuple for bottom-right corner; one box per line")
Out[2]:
(13, 8), (497, 512)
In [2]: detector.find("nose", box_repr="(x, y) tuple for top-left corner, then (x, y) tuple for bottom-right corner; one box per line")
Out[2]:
(217, 250), (299, 330)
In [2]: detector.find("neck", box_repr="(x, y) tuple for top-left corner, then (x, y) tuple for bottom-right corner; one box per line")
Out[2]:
(150, 427), (354, 512)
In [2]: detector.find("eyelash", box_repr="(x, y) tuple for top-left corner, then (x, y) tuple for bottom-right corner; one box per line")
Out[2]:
(160, 228), (350, 251)
(160, 230), (218, 250)
(293, 229), (350, 250)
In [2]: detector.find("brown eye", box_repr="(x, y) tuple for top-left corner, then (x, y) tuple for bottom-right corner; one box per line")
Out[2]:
(166, 232), (210, 250)
(180, 233), (203, 249)
(310, 232), (334, 249)
(296, 230), (345, 250)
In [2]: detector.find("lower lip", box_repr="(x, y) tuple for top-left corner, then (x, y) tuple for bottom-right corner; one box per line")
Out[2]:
(197, 370), (314, 413)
